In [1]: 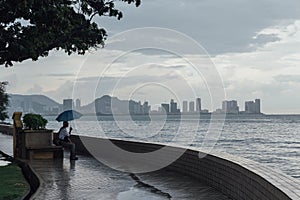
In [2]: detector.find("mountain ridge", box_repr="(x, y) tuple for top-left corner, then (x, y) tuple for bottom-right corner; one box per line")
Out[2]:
(7, 94), (62, 116)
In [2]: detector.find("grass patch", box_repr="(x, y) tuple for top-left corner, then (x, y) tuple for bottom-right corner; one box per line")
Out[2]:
(0, 164), (29, 200)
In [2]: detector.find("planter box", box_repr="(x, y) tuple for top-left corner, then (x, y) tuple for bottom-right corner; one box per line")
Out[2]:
(24, 130), (53, 148)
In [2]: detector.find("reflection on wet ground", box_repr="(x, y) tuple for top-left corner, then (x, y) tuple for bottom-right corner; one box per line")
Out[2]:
(0, 134), (13, 166)
(0, 154), (11, 166)
(0, 133), (13, 155)
(30, 156), (230, 200)
(0, 133), (230, 200)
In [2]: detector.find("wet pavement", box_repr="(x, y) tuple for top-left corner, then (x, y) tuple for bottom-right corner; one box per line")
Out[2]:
(0, 133), (230, 200)
(0, 133), (13, 155)
(0, 154), (11, 166)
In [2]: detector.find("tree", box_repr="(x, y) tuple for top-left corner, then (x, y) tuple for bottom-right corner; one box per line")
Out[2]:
(0, 0), (141, 67)
(23, 113), (48, 129)
(0, 82), (9, 121)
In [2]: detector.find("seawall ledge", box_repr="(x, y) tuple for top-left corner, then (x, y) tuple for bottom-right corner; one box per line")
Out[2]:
(71, 135), (300, 200)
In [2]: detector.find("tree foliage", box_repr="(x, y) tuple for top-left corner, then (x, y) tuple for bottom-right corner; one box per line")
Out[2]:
(23, 113), (48, 129)
(0, 82), (9, 121)
(0, 0), (141, 67)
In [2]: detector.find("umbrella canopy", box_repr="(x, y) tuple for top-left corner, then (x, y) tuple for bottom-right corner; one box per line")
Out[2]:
(56, 110), (83, 122)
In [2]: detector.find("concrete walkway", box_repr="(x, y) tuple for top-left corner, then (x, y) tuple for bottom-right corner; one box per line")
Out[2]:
(0, 133), (230, 200)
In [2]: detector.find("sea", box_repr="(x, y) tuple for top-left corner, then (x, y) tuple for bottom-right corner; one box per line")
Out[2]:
(45, 114), (300, 179)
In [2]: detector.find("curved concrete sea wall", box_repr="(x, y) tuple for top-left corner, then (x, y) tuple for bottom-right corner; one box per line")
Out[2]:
(70, 135), (300, 200)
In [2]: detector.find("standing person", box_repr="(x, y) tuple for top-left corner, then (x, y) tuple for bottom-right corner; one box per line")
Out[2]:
(58, 121), (78, 160)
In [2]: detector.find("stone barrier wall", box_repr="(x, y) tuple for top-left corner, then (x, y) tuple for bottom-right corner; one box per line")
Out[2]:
(70, 135), (300, 200)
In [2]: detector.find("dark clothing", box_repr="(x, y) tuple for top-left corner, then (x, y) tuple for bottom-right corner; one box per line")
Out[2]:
(61, 141), (76, 159)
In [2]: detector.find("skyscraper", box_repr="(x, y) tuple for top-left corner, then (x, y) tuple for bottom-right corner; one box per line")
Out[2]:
(182, 101), (188, 113)
(170, 99), (178, 113)
(161, 104), (169, 114)
(196, 98), (201, 112)
(143, 101), (150, 114)
(255, 99), (261, 114)
(245, 99), (261, 114)
(63, 99), (73, 111)
(75, 99), (81, 109)
(95, 95), (112, 114)
(222, 100), (239, 114)
(189, 101), (195, 112)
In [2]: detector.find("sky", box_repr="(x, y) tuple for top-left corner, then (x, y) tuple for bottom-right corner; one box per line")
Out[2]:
(1, 0), (300, 114)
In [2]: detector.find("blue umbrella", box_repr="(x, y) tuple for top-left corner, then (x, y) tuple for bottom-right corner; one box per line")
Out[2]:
(56, 110), (83, 122)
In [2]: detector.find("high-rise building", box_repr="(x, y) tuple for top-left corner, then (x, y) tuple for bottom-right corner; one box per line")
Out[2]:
(63, 99), (73, 111)
(161, 104), (169, 113)
(129, 100), (139, 114)
(196, 98), (201, 112)
(129, 100), (149, 115)
(170, 99), (178, 113)
(95, 95), (112, 114)
(255, 99), (261, 114)
(75, 99), (81, 109)
(245, 101), (254, 113)
(95, 95), (151, 115)
(143, 101), (150, 114)
(222, 100), (239, 114)
(189, 101), (195, 112)
(182, 101), (188, 113)
(245, 99), (261, 114)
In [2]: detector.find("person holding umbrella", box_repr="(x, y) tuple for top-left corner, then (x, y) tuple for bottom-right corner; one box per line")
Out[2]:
(56, 110), (82, 160)
(58, 121), (78, 160)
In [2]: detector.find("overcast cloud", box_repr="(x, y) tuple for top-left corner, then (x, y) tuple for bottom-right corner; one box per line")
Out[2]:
(100, 0), (300, 54)
(1, 0), (300, 113)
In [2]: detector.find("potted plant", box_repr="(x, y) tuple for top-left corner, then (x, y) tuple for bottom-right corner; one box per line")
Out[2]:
(23, 114), (48, 130)
(22, 114), (53, 147)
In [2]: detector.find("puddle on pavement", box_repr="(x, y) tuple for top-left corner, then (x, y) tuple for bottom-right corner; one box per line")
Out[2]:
(0, 154), (11, 167)
(0, 160), (11, 166)
(117, 187), (169, 200)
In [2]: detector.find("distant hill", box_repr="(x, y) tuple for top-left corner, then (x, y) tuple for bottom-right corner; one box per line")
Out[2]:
(79, 95), (150, 115)
(7, 94), (62, 116)
(78, 100), (95, 114)
(6, 94), (150, 116)
(78, 95), (120, 115)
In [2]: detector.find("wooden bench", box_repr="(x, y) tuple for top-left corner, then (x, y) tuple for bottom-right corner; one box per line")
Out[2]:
(26, 146), (64, 160)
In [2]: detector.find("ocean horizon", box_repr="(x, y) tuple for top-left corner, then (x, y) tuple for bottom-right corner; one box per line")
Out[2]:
(43, 114), (300, 180)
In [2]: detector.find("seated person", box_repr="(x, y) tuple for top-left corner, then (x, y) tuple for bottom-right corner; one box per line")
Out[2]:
(58, 121), (78, 160)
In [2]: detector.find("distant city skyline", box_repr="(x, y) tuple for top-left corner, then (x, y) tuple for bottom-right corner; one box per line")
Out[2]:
(64, 95), (262, 115)
(157, 98), (261, 114)
(63, 96), (261, 113)
(7, 93), (262, 116)
(64, 96), (262, 114)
